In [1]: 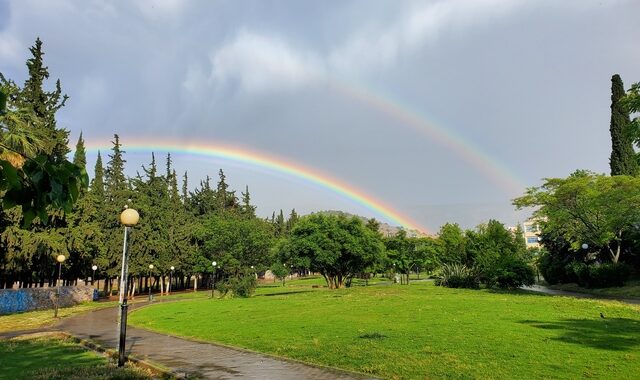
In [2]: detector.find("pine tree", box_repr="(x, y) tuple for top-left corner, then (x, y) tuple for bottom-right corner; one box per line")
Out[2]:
(101, 134), (131, 290)
(610, 74), (637, 176)
(18, 38), (69, 160)
(181, 171), (189, 204)
(67, 135), (103, 284)
(275, 209), (286, 237)
(72, 132), (86, 169)
(241, 185), (256, 218)
(216, 169), (237, 212)
(286, 209), (299, 233)
(91, 152), (105, 200)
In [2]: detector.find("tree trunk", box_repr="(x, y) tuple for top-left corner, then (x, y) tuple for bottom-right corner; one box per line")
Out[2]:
(160, 275), (165, 296)
(194, 275), (198, 291)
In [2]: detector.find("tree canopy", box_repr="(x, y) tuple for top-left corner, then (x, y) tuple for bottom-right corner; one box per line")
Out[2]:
(277, 213), (384, 289)
(513, 171), (640, 263)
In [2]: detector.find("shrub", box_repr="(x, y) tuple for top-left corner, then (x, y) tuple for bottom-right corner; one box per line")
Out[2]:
(538, 250), (577, 284)
(435, 264), (480, 289)
(218, 270), (258, 297)
(489, 257), (535, 289)
(570, 262), (632, 288)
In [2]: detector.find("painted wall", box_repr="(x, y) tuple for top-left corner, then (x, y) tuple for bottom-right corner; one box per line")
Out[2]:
(0, 286), (98, 314)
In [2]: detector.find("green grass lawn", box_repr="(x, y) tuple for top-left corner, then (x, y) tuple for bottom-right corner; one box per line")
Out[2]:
(130, 281), (640, 379)
(0, 335), (148, 380)
(546, 280), (640, 299)
(0, 289), (210, 333)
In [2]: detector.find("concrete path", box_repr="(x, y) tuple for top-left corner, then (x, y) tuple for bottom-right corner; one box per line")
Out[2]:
(54, 302), (368, 379)
(522, 285), (640, 305)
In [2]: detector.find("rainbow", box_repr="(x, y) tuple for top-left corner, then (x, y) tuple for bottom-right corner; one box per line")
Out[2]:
(331, 81), (526, 195)
(84, 140), (428, 234)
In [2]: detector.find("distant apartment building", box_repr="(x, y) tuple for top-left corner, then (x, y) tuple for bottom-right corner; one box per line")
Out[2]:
(522, 219), (542, 248)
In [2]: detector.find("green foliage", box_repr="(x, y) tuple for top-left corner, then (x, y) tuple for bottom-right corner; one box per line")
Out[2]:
(514, 172), (640, 263)
(219, 268), (258, 297)
(278, 213), (384, 289)
(537, 248), (578, 285)
(609, 74), (637, 176)
(435, 263), (480, 289)
(0, 39), (87, 227)
(488, 256), (535, 289)
(269, 262), (289, 285)
(570, 262), (632, 288)
(435, 223), (466, 265)
(198, 213), (273, 273)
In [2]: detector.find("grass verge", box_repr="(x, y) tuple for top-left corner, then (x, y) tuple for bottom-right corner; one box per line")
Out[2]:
(0, 334), (150, 380)
(130, 281), (640, 379)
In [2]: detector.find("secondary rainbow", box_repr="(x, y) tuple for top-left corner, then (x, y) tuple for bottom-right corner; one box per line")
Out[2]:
(331, 81), (526, 195)
(84, 140), (428, 233)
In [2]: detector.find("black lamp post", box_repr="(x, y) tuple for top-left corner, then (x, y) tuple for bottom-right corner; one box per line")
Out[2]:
(118, 205), (139, 367)
(91, 265), (97, 286)
(169, 266), (174, 295)
(210, 261), (217, 298)
(54, 254), (66, 318)
(148, 264), (154, 301)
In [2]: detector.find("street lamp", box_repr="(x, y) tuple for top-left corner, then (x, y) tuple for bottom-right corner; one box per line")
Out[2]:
(148, 264), (154, 301)
(54, 254), (66, 318)
(91, 265), (97, 286)
(582, 243), (589, 250)
(118, 204), (139, 367)
(210, 261), (217, 298)
(169, 266), (175, 295)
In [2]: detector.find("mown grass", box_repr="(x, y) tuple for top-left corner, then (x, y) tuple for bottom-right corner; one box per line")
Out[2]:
(547, 280), (640, 299)
(0, 335), (149, 380)
(130, 281), (640, 379)
(0, 289), (209, 333)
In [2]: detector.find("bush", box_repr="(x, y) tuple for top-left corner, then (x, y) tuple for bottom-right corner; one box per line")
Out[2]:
(435, 264), (480, 289)
(489, 258), (535, 289)
(218, 270), (258, 297)
(570, 262), (632, 288)
(538, 250), (577, 284)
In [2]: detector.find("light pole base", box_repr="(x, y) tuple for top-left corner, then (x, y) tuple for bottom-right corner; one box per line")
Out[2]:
(118, 302), (128, 367)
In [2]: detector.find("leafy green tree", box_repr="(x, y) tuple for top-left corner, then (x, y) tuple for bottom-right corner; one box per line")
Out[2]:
(198, 213), (273, 274)
(435, 223), (467, 265)
(609, 74), (637, 176)
(513, 171), (640, 263)
(385, 230), (424, 284)
(269, 262), (289, 286)
(277, 213), (383, 289)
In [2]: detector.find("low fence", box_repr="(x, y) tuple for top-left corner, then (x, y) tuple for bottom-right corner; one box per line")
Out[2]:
(0, 285), (98, 314)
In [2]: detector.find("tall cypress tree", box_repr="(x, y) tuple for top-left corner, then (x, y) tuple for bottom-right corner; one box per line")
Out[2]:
(610, 74), (637, 176)
(18, 38), (69, 160)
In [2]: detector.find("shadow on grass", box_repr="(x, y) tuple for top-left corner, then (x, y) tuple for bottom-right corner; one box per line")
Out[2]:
(520, 318), (640, 351)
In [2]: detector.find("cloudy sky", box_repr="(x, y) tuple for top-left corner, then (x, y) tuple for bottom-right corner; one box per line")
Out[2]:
(1, 0), (639, 233)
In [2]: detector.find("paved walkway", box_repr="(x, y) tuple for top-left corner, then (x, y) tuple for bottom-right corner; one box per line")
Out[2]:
(52, 302), (368, 379)
(522, 285), (640, 305)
